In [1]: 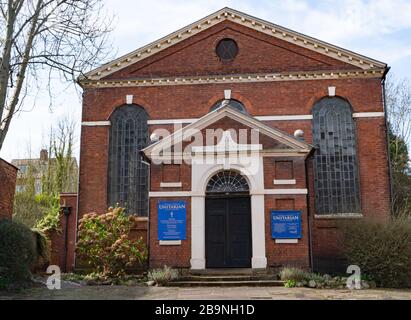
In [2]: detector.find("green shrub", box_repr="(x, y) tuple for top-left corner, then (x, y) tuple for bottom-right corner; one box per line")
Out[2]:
(13, 192), (60, 232)
(279, 267), (310, 282)
(284, 279), (297, 288)
(339, 216), (411, 288)
(148, 266), (179, 285)
(0, 219), (37, 290)
(31, 228), (51, 272)
(76, 207), (147, 276)
(33, 194), (60, 233)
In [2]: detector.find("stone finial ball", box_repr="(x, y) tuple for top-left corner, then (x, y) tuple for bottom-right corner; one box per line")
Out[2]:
(150, 133), (160, 142)
(294, 129), (304, 138)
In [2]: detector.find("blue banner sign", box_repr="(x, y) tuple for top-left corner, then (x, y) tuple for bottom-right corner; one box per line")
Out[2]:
(158, 200), (186, 240)
(271, 210), (302, 239)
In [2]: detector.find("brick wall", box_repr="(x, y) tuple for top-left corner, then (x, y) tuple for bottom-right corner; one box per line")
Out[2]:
(149, 197), (191, 268)
(78, 17), (390, 272)
(0, 158), (18, 220)
(48, 193), (78, 272)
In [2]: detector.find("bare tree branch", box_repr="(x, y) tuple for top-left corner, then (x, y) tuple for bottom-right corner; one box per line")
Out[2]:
(0, 0), (113, 150)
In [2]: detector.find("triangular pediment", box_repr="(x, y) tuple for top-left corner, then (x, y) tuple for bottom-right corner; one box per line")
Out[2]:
(142, 105), (313, 159)
(80, 7), (386, 83)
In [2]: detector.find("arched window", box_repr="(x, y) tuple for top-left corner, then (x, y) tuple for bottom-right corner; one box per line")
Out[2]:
(210, 99), (247, 114)
(206, 170), (249, 193)
(312, 97), (360, 215)
(108, 105), (148, 216)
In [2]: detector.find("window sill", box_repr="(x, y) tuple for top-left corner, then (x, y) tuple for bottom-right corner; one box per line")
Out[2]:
(314, 213), (363, 219)
(133, 217), (149, 222)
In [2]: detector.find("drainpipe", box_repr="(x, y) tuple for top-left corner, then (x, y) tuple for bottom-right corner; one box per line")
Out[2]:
(141, 151), (151, 270)
(381, 67), (393, 215)
(305, 148), (316, 272)
(61, 205), (72, 273)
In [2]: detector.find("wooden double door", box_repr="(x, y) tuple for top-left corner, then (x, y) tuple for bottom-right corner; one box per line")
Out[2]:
(205, 196), (252, 268)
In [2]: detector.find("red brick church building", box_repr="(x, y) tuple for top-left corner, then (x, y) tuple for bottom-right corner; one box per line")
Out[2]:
(77, 7), (390, 272)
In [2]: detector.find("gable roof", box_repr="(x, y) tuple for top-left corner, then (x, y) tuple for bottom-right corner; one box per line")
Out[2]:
(142, 104), (313, 158)
(80, 7), (387, 83)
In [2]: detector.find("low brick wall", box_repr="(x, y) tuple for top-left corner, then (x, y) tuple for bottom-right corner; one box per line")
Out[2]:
(0, 158), (18, 220)
(47, 193), (78, 273)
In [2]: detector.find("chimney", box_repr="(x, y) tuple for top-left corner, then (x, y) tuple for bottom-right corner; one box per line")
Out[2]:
(40, 149), (48, 161)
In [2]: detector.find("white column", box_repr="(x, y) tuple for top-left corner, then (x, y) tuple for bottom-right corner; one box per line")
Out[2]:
(190, 196), (206, 269)
(251, 194), (267, 269)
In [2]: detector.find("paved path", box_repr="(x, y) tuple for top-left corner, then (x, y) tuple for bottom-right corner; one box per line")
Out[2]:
(1, 285), (411, 300)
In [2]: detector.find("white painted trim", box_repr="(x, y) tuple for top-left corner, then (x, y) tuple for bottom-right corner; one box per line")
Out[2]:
(160, 182), (182, 188)
(353, 112), (384, 118)
(147, 119), (196, 125)
(190, 196), (206, 269)
(126, 95), (133, 104)
(159, 240), (182, 246)
(251, 194), (268, 269)
(275, 239), (298, 244)
(255, 115), (313, 121)
(134, 217), (148, 222)
(150, 189), (309, 197)
(273, 179), (296, 185)
(82, 70), (384, 88)
(81, 121), (111, 126)
(145, 112), (384, 125)
(264, 188), (307, 195)
(149, 191), (191, 197)
(314, 213), (363, 219)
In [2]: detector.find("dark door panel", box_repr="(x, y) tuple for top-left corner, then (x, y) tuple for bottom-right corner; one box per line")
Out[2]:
(205, 196), (251, 268)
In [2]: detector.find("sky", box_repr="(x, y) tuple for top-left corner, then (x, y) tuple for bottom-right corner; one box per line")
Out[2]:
(1, 0), (411, 162)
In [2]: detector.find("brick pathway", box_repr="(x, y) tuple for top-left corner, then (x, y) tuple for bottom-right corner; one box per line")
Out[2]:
(1, 285), (411, 300)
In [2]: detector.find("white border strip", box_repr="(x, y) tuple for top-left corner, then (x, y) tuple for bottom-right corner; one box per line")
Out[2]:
(275, 239), (298, 244)
(273, 179), (296, 185)
(149, 191), (191, 197)
(147, 118), (196, 125)
(160, 182), (183, 188)
(82, 121), (111, 126)
(256, 115), (313, 121)
(81, 113), (385, 127)
(264, 189), (307, 195)
(352, 112), (385, 118)
(145, 112), (384, 125)
(159, 240), (182, 246)
(149, 189), (308, 197)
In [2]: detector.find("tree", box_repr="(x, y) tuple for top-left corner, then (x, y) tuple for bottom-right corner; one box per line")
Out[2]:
(42, 115), (78, 194)
(0, 0), (112, 150)
(13, 116), (77, 228)
(385, 74), (411, 215)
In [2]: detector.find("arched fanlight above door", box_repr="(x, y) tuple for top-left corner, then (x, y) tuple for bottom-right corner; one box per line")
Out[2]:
(206, 170), (249, 193)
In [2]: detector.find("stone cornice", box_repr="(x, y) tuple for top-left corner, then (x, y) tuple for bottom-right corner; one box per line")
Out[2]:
(81, 68), (385, 89)
(79, 7), (387, 83)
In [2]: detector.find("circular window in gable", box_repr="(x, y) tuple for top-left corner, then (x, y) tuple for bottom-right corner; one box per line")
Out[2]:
(216, 38), (238, 61)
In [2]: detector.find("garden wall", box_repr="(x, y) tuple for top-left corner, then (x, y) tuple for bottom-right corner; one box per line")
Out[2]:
(0, 158), (18, 220)
(48, 193), (77, 273)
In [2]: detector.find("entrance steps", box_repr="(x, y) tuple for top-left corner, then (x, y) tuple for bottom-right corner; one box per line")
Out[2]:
(165, 269), (284, 287)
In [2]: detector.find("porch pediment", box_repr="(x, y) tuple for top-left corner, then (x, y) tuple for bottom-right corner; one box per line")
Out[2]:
(142, 105), (313, 160)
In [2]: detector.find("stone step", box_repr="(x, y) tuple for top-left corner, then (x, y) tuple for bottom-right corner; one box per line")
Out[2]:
(179, 275), (276, 282)
(164, 280), (285, 287)
(189, 268), (268, 276)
